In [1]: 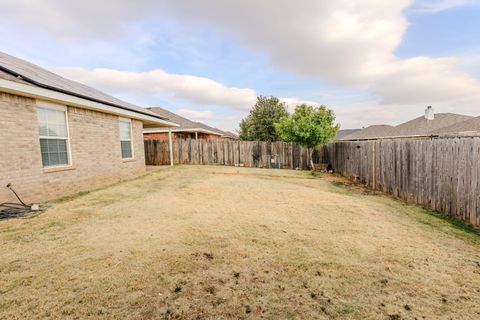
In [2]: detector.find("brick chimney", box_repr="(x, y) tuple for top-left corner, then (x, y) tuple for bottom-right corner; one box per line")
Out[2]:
(425, 106), (434, 120)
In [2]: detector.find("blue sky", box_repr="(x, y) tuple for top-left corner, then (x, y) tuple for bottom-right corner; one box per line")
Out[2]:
(400, 3), (480, 58)
(1, 0), (479, 131)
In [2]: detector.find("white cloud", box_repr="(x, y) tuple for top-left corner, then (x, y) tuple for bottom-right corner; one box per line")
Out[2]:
(373, 56), (480, 105)
(173, 109), (242, 132)
(411, 0), (478, 13)
(175, 109), (214, 121)
(2, 0), (480, 126)
(156, 0), (480, 109)
(280, 97), (324, 112)
(52, 67), (257, 110)
(0, 0), (158, 40)
(458, 48), (480, 74)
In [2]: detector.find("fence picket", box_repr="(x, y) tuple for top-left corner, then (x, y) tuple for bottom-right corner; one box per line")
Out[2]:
(323, 138), (480, 227)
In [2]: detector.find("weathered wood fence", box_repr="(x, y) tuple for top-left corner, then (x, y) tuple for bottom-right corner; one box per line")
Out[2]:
(144, 137), (480, 227)
(144, 139), (327, 170)
(326, 137), (480, 227)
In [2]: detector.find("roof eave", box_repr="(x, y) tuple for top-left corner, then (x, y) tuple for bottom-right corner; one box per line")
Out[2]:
(0, 64), (171, 122)
(0, 78), (179, 127)
(143, 127), (222, 136)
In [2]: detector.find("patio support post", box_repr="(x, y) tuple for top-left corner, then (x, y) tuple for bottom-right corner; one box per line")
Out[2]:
(168, 128), (174, 166)
(195, 131), (198, 140)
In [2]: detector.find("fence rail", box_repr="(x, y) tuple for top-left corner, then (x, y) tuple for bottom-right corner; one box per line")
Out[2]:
(326, 137), (480, 227)
(144, 139), (326, 170)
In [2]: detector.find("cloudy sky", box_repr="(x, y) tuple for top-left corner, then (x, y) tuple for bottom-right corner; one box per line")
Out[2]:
(1, 0), (479, 131)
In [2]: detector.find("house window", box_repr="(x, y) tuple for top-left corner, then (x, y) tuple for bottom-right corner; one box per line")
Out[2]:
(37, 106), (71, 167)
(119, 119), (133, 159)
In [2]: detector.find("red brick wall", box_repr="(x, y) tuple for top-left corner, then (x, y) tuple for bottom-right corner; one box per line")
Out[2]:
(144, 132), (170, 141)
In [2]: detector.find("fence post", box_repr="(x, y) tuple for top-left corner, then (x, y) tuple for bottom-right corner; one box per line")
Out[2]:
(372, 141), (376, 190)
(168, 128), (174, 166)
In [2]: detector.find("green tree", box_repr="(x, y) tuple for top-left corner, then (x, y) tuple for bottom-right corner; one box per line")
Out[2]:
(239, 96), (289, 141)
(275, 104), (339, 169)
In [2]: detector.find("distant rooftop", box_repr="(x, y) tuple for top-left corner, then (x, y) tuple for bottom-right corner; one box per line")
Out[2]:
(340, 125), (395, 140)
(222, 131), (239, 140)
(147, 107), (223, 136)
(392, 113), (473, 137)
(336, 129), (360, 140)
(430, 116), (480, 136)
(340, 107), (476, 141)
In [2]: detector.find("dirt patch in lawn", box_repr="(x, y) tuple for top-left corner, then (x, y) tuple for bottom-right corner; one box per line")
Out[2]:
(1, 165), (479, 319)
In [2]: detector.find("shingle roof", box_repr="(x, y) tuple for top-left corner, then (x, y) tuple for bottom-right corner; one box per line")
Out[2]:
(391, 113), (473, 137)
(222, 131), (239, 139)
(0, 51), (167, 121)
(340, 125), (395, 140)
(148, 107), (223, 136)
(340, 113), (475, 140)
(197, 123), (225, 135)
(430, 116), (480, 136)
(336, 129), (361, 140)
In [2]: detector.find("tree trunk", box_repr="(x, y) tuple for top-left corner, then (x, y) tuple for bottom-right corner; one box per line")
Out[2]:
(309, 148), (315, 171)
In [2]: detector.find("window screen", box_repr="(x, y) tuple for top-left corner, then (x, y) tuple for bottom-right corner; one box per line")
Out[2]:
(119, 120), (133, 159)
(38, 107), (70, 167)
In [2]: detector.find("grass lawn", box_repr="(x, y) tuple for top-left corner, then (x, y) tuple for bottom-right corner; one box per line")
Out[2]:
(1, 166), (479, 319)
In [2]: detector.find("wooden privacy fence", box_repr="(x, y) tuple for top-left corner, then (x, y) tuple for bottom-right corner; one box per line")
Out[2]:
(145, 137), (480, 227)
(326, 137), (480, 227)
(144, 139), (327, 170)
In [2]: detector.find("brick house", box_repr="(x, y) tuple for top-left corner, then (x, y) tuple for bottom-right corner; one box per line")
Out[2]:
(144, 107), (236, 141)
(0, 52), (177, 203)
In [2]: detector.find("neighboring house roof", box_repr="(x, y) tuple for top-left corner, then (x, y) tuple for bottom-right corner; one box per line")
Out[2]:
(340, 125), (395, 140)
(208, 128), (238, 139)
(430, 116), (480, 136)
(391, 113), (473, 137)
(222, 131), (239, 140)
(195, 123), (225, 136)
(0, 51), (176, 127)
(340, 112), (475, 141)
(146, 107), (223, 136)
(336, 129), (361, 140)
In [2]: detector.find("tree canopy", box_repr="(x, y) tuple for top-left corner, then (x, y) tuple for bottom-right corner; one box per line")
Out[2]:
(275, 104), (339, 168)
(239, 96), (289, 141)
(275, 104), (339, 148)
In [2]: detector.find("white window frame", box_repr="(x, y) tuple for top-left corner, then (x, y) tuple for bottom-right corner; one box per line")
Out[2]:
(119, 117), (134, 160)
(36, 101), (72, 168)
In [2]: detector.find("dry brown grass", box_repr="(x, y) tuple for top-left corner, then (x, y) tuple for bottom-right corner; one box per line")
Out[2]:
(1, 165), (479, 320)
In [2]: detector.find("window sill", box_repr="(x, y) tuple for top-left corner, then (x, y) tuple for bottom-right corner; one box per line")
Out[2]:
(43, 165), (76, 173)
(122, 158), (136, 163)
